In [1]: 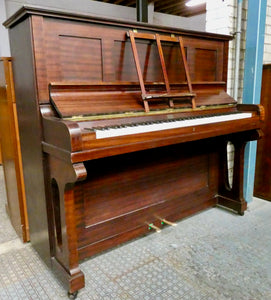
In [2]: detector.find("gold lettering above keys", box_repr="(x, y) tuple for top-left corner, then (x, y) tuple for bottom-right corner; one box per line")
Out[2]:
(64, 104), (235, 122)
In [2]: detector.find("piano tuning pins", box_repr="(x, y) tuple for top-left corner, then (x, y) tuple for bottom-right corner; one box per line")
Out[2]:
(148, 223), (161, 233)
(161, 219), (177, 227)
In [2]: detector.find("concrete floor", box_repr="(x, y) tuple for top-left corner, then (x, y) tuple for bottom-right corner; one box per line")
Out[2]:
(0, 165), (271, 299)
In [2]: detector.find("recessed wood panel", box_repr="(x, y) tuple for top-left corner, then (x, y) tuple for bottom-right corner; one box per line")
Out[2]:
(114, 40), (186, 83)
(59, 36), (102, 81)
(83, 154), (208, 227)
(163, 42), (186, 83)
(114, 40), (163, 82)
(195, 48), (217, 81)
(74, 143), (211, 248)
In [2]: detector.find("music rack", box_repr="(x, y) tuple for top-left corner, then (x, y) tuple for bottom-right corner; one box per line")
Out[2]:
(128, 30), (196, 112)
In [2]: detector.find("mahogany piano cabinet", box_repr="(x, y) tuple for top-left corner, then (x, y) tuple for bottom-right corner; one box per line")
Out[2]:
(4, 6), (264, 297)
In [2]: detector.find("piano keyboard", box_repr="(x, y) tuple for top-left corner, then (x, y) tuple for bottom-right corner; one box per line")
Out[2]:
(92, 112), (252, 139)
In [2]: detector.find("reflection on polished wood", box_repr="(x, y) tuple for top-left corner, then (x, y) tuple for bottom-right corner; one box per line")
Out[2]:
(4, 6), (264, 296)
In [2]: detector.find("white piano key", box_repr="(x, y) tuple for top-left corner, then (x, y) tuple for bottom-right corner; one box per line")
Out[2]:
(95, 112), (252, 139)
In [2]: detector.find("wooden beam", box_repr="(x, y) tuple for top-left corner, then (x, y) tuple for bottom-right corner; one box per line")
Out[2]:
(124, 0), (136, 6)
(155, 0), (184, 11)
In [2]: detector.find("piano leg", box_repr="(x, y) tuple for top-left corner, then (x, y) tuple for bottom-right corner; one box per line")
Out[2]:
(217, 139), (247, 215)
(46, 158), (87, 294)
(217, 130), (261, 215)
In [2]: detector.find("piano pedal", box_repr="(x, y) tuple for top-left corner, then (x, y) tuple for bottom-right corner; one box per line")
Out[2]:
(148, 223), (161, 233)
(161, 219), (177, 227)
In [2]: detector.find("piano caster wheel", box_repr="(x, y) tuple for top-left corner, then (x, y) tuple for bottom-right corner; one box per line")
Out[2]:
(68, 291), (78, 299)
(239, 211), (244, 216)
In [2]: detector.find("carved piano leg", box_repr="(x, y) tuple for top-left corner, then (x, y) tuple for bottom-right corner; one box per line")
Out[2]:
(217, 139), (247, 215)
(217, 130), (262, 214)
(46, 157), (87, 295)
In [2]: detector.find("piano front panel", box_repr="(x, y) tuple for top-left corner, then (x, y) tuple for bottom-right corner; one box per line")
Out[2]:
(184, 37), (224, 82)
(30, 15), (230, 107)
(74, 142), (218, 258)
(195, 49), (217, 81)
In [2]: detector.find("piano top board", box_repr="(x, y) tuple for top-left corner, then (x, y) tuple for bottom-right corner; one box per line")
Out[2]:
(4, 6), (234, 117)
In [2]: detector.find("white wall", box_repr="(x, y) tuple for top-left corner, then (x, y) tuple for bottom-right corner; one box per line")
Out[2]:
(4, 0), (136, 20)
(206, 0), (248, 102)
(0, 0), (10, 56)
(206, 0), (231, 35)
(263, 0), (271, 63)
(153, 12), (206, 31)
(206, 0), (271, 98)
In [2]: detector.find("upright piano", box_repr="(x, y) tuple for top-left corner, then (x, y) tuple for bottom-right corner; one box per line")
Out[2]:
(4, 6), (264, 297)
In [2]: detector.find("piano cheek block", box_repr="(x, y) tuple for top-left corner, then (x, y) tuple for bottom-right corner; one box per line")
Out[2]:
(3, 6), (264, 296)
